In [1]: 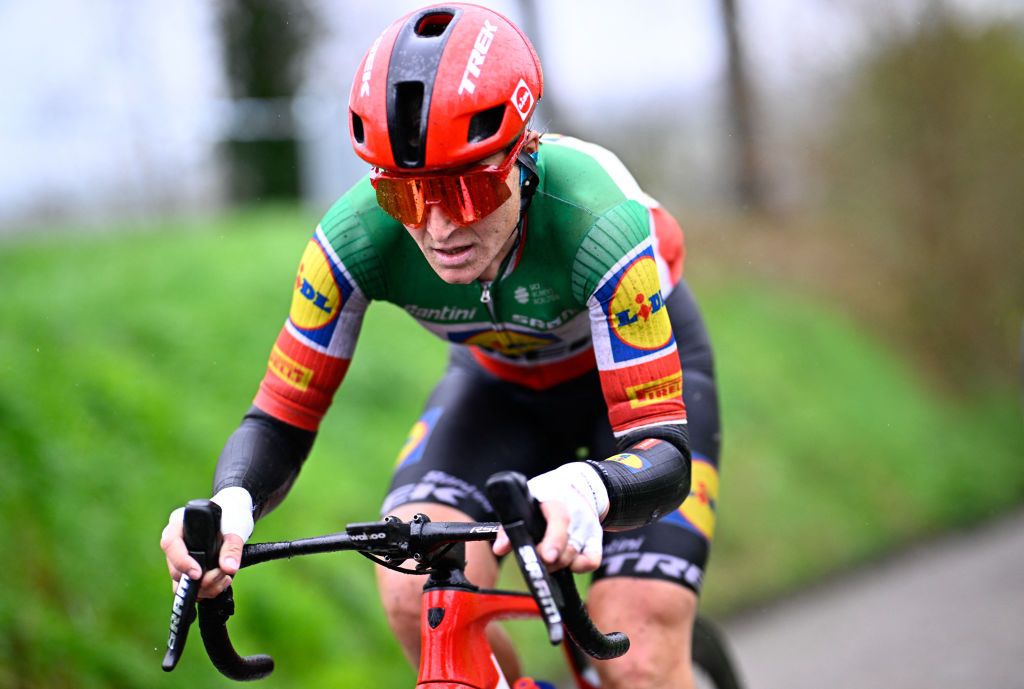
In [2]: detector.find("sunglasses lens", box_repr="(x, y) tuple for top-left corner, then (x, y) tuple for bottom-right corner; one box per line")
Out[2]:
(438, 173), (512, 225)
(374, 178), (426, 226)
(372, 136), (521, 227)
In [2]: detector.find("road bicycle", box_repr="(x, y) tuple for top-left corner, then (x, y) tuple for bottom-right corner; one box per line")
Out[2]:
(161, 471), (743, 689)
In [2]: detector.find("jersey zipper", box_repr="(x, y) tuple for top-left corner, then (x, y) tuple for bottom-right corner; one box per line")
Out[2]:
(478, 279), (500, 325)
(476, 216), (526, 343)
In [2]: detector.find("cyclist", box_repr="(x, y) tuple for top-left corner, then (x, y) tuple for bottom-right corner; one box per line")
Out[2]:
(161, 4), (720, 688)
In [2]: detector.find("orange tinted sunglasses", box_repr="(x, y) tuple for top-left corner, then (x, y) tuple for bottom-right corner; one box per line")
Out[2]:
(370, 134), (527, 228)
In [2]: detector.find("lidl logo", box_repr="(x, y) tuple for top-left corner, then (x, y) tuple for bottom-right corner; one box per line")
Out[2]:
(609, 256), (671, 351)
(288, 236), (357, 348)
(267, 345), (313, 392)
(608, 453), (650, 472)
(449, 328), (558, 357)
(594, 248), (675, 363)
(667, 458), (719, 540)
(626, 372), (683, 408)
(290, 239), (341, 331)
(396, 407), (444, 468)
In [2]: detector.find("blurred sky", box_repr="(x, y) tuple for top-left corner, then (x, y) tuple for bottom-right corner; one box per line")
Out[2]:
(1, 0), (1020, 228)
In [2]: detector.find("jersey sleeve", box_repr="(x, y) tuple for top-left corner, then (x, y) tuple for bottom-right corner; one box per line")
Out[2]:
(574, 202), (687, 440)
(253, 223), (370, 431)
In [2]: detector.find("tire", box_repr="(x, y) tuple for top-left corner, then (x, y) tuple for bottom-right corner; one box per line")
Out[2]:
(691, 616), (744, 689)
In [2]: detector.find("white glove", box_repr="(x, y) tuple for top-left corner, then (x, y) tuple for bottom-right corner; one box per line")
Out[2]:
(527, 462), (609, 558)
(165, 486), (255, 543)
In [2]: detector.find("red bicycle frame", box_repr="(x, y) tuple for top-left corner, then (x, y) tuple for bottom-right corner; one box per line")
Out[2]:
(416, 584), (600, 689)
(418, 586), (539, 688)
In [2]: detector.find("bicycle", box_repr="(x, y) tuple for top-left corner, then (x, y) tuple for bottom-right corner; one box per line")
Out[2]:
(161, 471), (743, 689)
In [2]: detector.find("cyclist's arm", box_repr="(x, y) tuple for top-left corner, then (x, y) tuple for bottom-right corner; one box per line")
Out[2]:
(576, 204), (691, 530)
(164, 218), (376, 590)
(212, 406), (315, 519)
(216, 226), (371, 514)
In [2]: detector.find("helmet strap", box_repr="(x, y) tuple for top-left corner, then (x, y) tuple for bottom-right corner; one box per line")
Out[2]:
(517, 150), (540, 216)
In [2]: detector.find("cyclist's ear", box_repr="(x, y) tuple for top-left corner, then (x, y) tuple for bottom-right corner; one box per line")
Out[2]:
(524, 129), (541, 154)
(219, 533), (245, 574)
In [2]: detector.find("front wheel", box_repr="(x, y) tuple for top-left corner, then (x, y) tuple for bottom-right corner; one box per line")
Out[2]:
(691, 616), (744, 689)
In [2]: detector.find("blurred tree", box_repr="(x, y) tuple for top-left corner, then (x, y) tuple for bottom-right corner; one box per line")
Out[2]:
(219, 0), (317, 202)
(825, 7), (1024, 387)
(718, 0), (767, 212)
(515, 0), (567, 132)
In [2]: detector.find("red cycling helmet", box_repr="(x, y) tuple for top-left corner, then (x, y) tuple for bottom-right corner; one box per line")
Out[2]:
(348, 3), (543, 171)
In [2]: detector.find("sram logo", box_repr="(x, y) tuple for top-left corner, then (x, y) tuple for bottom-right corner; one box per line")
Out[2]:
(167, 577), (193, 650)
(518, 545), (561, 624)
(458, 19), (498, 95)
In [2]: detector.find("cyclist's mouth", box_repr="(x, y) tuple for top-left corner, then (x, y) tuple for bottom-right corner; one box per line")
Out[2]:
(432, 245), (474, 265)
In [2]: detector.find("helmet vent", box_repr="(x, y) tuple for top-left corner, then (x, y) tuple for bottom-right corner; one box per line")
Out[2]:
(393, 81), (426, 166)
(351, 112), (365, 144)
(415, 11), (454, 37)
(467, 104), (506, 143)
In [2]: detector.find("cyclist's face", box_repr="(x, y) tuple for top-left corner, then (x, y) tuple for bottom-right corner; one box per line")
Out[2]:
(404, 136), (536, 285)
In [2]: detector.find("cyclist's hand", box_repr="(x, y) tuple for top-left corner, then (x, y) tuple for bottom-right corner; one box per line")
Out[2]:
(493, 462), (609, 573)
(160, 487), (254, 598)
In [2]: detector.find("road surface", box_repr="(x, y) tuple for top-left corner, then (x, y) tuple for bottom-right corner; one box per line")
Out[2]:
(722, 509), (1024, 689)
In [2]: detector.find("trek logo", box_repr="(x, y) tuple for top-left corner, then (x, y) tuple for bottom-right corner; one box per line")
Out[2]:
(518, 545), (562, 625)
(511, 78), (535, 121)
(167, 577), (192, 649)
(601, 551), (704, 588)
(381, 471), (493, 516)
(458, 19), (498, 95)
(359, 35), (383, 97)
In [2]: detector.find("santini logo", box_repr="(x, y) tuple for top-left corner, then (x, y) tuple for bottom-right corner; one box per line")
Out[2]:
(458, 20), (498, 95)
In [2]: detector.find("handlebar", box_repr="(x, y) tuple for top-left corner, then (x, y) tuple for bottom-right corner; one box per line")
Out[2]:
(161, 472), (629, 680)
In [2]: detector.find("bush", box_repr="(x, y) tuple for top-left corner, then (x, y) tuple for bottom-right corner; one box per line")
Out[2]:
(824, 11), (1024, 388)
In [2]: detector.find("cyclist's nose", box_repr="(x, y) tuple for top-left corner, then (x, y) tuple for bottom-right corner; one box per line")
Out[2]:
(422, 203), (459, 239)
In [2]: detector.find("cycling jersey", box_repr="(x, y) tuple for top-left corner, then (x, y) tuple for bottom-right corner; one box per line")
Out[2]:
(382, 281), (720, 593)
(254, 134), (688, 445)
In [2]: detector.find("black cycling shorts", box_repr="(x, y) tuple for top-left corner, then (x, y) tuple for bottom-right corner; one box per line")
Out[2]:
(381, 279), (721, 594)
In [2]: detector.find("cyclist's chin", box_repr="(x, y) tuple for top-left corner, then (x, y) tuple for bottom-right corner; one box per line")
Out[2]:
(428, 259), (484, 285)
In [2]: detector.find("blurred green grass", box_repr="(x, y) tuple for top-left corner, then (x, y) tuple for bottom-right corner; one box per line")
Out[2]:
(0, 205), (1021, 687)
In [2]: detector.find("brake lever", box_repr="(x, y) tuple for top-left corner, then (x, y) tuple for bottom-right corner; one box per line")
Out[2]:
(162, 499), (223, 671)
(485, 471), (564, 645)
